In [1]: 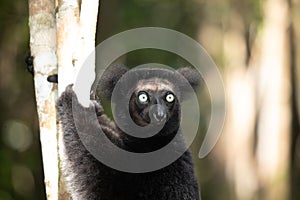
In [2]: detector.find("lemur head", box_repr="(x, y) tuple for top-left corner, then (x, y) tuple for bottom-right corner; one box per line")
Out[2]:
(97, 65), (201, 133)
(129, 77), (177, 127)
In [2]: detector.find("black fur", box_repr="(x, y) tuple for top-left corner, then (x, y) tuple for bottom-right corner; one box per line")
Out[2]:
(96, 65), (201, 101)
(57, 66), (201, 200)
(47, 74), (58, 83)
(25, 52), (34, 75)
(96, 64), (128, 99)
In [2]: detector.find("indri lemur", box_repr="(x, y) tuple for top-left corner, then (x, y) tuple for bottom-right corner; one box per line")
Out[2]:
(56, 65), (201, 200)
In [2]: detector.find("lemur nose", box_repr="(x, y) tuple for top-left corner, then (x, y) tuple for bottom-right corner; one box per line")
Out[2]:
(153, 104), (166, 122)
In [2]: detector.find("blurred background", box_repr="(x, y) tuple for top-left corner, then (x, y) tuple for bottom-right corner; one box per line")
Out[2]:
(1, 0), (300, 199)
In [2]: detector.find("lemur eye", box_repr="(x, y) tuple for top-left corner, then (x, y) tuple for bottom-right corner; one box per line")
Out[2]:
(138, 92), (148, 103)
(165, 93), (175, 103)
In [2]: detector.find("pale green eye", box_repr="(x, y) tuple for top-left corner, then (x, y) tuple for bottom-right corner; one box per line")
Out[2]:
(165, 93), (175, 103)
(138, 93), (148, 103)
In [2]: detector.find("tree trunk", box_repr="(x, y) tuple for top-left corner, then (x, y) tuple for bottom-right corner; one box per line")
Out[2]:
(222, 16), (259, 199)
(256, 0), (291, 199)
(28, 0), (59, 199)
(220, 1), (292, 199)
(28, 0), (99, 199)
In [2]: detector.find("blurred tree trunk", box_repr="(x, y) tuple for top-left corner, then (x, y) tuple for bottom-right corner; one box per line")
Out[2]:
(222, 14), (259, 200)
(221, 0), (292, 199)
(287, 0), (300, 199)
(28, 0), (99, 199)
(255, 0), (291, 199)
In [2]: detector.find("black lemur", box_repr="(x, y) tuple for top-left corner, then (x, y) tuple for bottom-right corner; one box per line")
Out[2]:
(57, 65), (201, 200)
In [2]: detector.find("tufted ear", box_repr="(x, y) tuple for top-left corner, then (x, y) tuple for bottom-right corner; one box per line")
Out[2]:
(96, 64), (128, 99)
(177, 67), (202, 92)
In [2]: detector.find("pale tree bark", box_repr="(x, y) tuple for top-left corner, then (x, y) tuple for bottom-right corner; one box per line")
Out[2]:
(255, 0), (291, 199)
(56, 0), (99, 199)
(28, 0), (99, 199)
(57, 0), (98, 103)
(56, 1), (80, 199)
(28, 0), (58, 199)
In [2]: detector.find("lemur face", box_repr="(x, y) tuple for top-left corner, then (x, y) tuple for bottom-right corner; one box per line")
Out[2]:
(97, 65), (201, 132)
(129, 78), (179, 127)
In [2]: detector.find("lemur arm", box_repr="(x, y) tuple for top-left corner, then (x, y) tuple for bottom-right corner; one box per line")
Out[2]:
(57, 85), (123, 154)
(56, 85), (123, 199)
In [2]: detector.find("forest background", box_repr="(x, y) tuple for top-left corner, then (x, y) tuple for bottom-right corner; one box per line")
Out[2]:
(0, 0), (300, 199)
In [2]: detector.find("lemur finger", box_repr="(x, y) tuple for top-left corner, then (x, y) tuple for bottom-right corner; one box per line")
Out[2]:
(91, 100), (104, 116)
(47, 74), (58, 83)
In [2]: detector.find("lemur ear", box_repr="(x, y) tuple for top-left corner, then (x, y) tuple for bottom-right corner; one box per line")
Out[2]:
(97, 64), (128, 99)
(177, 67), (202, 92)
